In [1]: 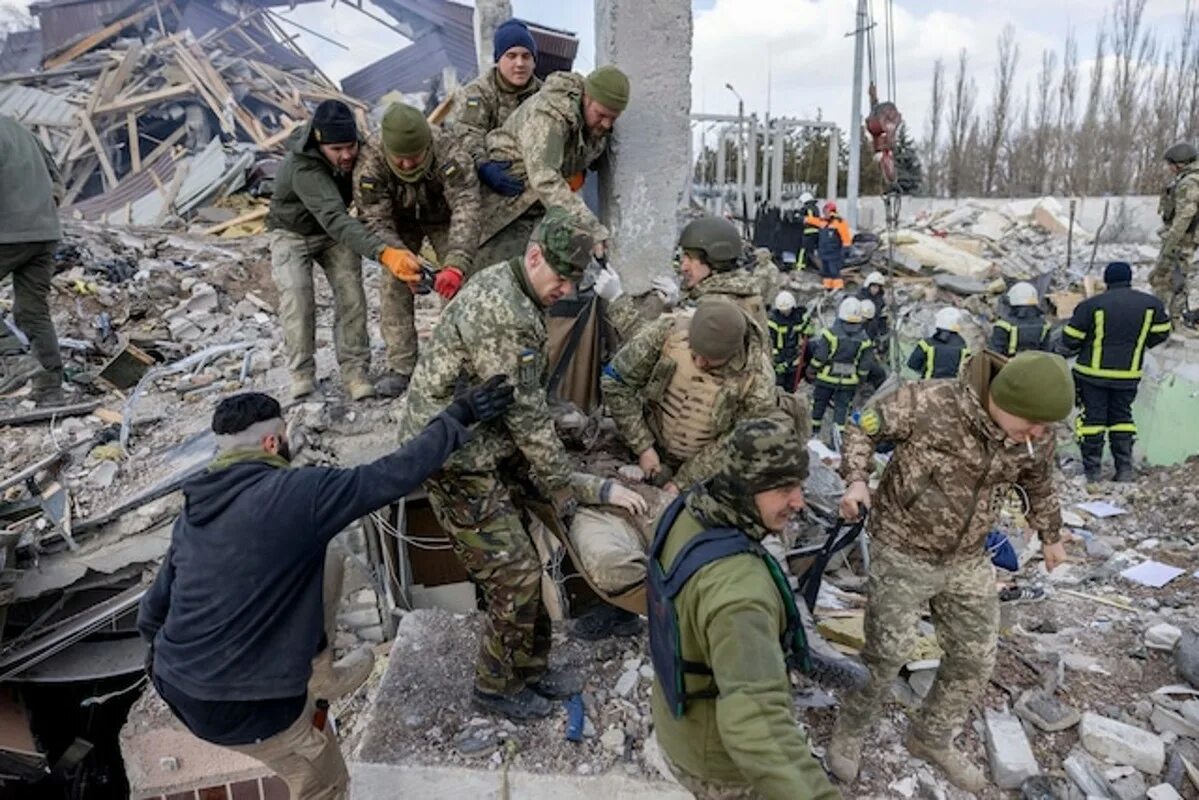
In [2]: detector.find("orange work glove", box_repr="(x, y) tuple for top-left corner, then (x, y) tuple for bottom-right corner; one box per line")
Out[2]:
(433, 267), (464, 300)
(567, 172), (585, 192)
(379, 247), (421, 283)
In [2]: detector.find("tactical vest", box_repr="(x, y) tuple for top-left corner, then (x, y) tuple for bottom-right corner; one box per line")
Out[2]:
(915, 338), (969, 379)
(1161, 170), (1199, 234)
(651, 325), (725, 463)
(647, 494), (808, 718)
(813, 328), (870, 387)
(994, 312), (1048, 356)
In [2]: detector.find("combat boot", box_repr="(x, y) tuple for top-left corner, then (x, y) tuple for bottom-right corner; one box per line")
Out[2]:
(572, 605), (642, 641)
(344, 372), (375, 401)
(374, 371), (410, 398)
(904, 731), (987, 793)
(30, 369), (64, 407)
(799, 603), (869, 690)
(1110, 434), (1136, 483)
(825, 724), (863, 782)
(527, 667), (582, 700)
(309, 645), (375, 700)
(291, 373), (317, 400)
(1079, 438), (1104, 483)
(472, 687), (553, 722)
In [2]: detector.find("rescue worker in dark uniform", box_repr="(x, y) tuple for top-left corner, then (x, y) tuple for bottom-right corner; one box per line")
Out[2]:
(798, 191), (821, 271)
(857, 299), (888, 399)
(908, 308), (970, 379)
(858, 271), (889, 344)
(1058, 261), (1171, 482)
(989, 281), (1049, 356)
(808, 297), (876, 439)
(767, 290), (814, 390)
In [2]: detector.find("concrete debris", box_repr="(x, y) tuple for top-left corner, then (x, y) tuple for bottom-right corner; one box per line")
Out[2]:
(1175, 628), (1199, 689)
(1014, 688), (1081, 733)
(1147, 784), (1184, 800)
(984, 707), (1040, 789)
(1080, 712), (1166, 774)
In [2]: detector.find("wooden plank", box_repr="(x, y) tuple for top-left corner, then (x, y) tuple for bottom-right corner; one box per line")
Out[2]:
(0, 402), (102, 428)
(44, 6), (156, 70)
(202, 206), (268, 236)
(77, 112), (117, 189)
(99, 42), (143, 104)
(126, 112), (141, 172)
(153, 161), (189, 226)
(61, 156), (97, 207)
(93, 83), (193, 116)
(258, 119), (301, 150)
(139, 125), (187, 172)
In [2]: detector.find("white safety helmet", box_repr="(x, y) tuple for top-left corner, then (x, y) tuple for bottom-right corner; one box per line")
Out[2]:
(1007, 281), (1039, 307)
(837, 297), (864, 323)
(934, 307), (962, 332)
(774, 290), (797, 314)
(799, 191), (815, 204)
(859, 299), (877, 319)
(864, 271), (886, 288)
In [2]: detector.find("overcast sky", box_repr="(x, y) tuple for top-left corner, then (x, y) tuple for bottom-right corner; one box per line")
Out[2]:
(17, 0), (1189, 141)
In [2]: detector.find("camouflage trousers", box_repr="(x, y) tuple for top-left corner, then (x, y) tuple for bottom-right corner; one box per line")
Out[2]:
(836, 540), (998, 745)
(0, 241), (62, 390)
(475, 212), (540, 271)
(425, 470), (550, 695)
(379, 226), (449, 375)
(1149, 243), (1198, 319)
(269, 229), (369, 381)
(665, 758), (759, 800)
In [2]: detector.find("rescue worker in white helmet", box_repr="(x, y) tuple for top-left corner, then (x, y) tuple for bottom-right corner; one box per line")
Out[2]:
(989, 282), (1049, 356)
(807, 297), (877, 440)
(767, 290), (815, 390)
(909, 307), (971, 379)
(857, 271), (890, 344)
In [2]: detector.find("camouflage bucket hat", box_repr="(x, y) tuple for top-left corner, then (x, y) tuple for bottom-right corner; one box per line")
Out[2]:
(723, 415), (810, 494)
(531, 207), (594, 278)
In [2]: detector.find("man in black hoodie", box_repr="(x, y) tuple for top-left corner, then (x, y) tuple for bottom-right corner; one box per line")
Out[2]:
(138, 379), (512, 799)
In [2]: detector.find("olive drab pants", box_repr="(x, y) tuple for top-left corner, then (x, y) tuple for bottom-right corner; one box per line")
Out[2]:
(424, 470), (551, 695)
(0, 241), (62, 390)
(269, 229), (370, 383)
(835, 541), (998, 746)
(1149, 244), (1198, 319)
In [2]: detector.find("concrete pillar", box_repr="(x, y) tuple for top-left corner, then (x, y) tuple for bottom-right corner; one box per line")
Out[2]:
(715, 129), (728, 217)
(595, 0), (692, 294)
(745, 117), (757, 213)
(827, 126), (839, 201)
(473, 0), (513, 75)
(770, 121), (785, 207)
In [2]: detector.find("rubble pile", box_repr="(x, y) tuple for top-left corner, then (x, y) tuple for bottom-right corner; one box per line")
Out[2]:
(0, 1), (362, 229)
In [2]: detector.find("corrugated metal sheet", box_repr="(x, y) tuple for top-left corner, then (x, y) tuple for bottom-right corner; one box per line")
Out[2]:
(30, 0), (138, 59)
(341, 32), (462, 105)
(0, 30), (45, 75)
(0, 84), (79, 127)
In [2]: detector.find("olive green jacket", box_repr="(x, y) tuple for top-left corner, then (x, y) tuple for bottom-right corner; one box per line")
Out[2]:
(266, 117), (385, 260)
(0, 114), (63, 244)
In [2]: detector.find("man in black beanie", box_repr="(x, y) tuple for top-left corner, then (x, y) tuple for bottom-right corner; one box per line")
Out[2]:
(138, 376), (513, 799)
(1058, 261), (1171, 482)
(267, 99), (426, 402)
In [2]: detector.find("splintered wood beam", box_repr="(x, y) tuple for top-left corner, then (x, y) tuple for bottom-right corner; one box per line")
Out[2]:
(126, 112), (141, 172)
(100, 42), (143, 104)
(77, 112), (117, 189)
(93, 83), (193, 116)
(44, 6), (156, 70)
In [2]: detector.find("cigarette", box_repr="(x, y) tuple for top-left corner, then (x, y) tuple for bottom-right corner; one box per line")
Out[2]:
(1025, 435), (1035, 458)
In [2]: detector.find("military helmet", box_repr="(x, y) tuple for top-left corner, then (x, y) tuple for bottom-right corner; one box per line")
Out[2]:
(1007, 281), (1039, 307)
(859, 299), (876, 320)
(837, 297), (863, 323)
(934, 307), (962, 332)
(1164, 142), (1199, 165)
(864, 271), (885, 288)
(678, 216), (742, 268)
(774, 290), (797, 314)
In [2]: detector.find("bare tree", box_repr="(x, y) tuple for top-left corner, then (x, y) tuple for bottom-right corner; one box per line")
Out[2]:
(1072, 24), (1106, 194)
(1105, 0), (1154, 192)
(923, 58), (945, 196)
(946, 49), (976, 198)
(983, 25), (1020, 194)
(1030, 49), (1058, 194)
(1055, 30), (1079, 193)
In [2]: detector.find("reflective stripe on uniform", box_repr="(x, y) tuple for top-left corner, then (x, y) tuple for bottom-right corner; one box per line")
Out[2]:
(994, 319), (1017, 355)
(1063, 325), (1086, 339)
(815, 329), (866, 386)
(916, 340), (935, 379)
(1108, 422), (1138, 434)
(1073, 307), (1155, 380)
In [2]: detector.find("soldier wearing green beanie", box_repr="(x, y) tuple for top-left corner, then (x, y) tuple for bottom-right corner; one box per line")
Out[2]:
(474, 65), (631, 268)
(352, 102), (481, 397)
(826, 350), (1072, 792)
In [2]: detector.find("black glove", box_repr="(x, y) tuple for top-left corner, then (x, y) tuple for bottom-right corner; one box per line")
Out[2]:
(446, 374), (515, 426)
(478, 161), (524, 197)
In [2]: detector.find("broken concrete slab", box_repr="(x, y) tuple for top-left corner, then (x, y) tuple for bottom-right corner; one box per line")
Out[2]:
(890, 230), (996, 279)
(984, 708), (1040, 789)
(1015, 688), (1081, 732)
(1080, 712), (1165, 774)
(1150, 706), (1199, 740)
(1064, 749), (1113, 796)
(1148, 784), (1184, 800)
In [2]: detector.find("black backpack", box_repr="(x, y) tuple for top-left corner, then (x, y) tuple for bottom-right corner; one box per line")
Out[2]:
(647, 494), (811, 719)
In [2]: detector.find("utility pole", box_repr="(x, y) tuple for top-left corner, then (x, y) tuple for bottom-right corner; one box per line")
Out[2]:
(726, 83), (745, 229)
(847, 0), (866, 229)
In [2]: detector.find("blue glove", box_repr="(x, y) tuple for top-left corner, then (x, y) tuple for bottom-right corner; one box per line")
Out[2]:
(478, 161), (524, 197)
(986, 531), (1019, 572)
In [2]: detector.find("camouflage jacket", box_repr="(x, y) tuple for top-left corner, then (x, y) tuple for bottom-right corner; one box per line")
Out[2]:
(1160, 162), (1199, 252)
(602, 310), (777, 488)
(445, 67), (542, 167)
(478, 72), (611, 244)
(395, 260), (605, 502)
(607, 267), (769, 343)
(352, 129), (480, 274)
(840, 352), (1062, 563)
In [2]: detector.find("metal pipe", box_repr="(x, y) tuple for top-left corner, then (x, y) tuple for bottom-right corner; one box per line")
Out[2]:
(847, 0), (867, 227)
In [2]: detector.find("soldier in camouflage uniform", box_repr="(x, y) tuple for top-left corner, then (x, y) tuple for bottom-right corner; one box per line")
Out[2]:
(651, 416), (841, 800)
(445, 18), (541, 188)
(608, 216), (769, 342)
(827, 351), (1073, 792)
(474, 65), (629, 267)
(353, 103), (480, 397)
(394, 207), (646, 721)
(1149, 142), (1199, 325)
(267, 100), (426, 401)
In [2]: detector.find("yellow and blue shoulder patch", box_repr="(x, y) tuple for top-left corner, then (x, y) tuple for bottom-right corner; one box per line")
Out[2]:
(518, 348), (539, 385)
(442, 162), (458, 179)
(859, 408), (882, 436)
(359, 178), (378, 191)
(465, 97), (481, 108)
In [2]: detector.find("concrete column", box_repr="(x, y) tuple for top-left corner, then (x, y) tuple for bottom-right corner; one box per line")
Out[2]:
(715, 129), (728, 217)
(770, 121), (785, 207)
(745, 116), (757, 213)
(595, 0), (692, 294)
(827, 126), (839, 201)
(473, 0), (513, 75)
